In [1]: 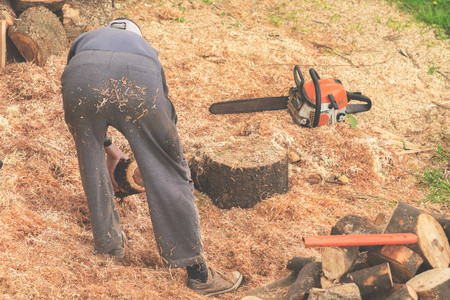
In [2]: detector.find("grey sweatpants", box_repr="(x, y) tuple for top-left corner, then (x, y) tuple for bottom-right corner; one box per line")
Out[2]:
(61, 50), (204, 268)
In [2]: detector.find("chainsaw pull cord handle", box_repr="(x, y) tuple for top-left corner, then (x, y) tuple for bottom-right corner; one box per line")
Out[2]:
(346, 92), (372, 114)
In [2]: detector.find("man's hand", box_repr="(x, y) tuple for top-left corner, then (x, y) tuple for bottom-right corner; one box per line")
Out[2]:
(105, 144), (129, 192)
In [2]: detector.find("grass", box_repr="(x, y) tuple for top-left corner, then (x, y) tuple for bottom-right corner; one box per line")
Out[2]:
(388, 0), (450, 36)
(419, 145), (450, 204)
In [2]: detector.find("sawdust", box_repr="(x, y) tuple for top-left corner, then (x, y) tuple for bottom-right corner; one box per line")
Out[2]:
(0, 0), (449, 299)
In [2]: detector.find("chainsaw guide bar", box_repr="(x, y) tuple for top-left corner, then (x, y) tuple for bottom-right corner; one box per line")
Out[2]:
(209, 96), (289, 114)
(208, 65), (372, 128)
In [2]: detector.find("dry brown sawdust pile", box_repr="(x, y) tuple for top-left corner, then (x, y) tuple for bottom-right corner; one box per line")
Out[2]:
(0, 0), (449, 299)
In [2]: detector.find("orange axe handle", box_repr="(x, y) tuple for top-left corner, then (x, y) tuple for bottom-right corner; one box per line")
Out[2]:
(303, 233), (418, 248)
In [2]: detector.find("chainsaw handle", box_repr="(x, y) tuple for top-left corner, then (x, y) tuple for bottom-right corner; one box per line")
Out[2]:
(346, 92), (372, 114)
(309, 69), (321, 127)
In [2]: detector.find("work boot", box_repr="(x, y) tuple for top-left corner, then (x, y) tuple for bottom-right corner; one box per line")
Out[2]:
(108, 231), (127, 262)
(187, 268), (243, 297)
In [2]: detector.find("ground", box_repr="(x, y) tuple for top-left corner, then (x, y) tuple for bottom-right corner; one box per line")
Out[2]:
(0, 0), (449, 299)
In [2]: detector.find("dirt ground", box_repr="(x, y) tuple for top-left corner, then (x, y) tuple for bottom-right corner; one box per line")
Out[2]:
(0, 0), (449, 299)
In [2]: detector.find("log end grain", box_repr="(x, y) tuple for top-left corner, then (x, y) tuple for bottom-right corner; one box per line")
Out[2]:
(406, 268), (450, 300)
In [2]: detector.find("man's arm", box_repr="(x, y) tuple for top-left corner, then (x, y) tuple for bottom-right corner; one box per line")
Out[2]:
(105, 142), (129, 192)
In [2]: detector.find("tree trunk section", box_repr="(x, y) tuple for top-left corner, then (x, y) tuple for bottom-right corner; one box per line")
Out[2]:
(388, 201), (450, 244)
(62, 0), (113, 42)
(285, 261), (322, 300)
(383, 203), (450, 269)
(385, 284), (418, 300)
(8, 6), (67, 66)
(286, 257), (317, 272)
(114, 159), (145, 198)
(406, 268), (450, 300)
(321, 246), (359, 281)
(340, 263), (393, 296)
(10, 0), (65, 14)
(189, 139), (288, 209)
(307, 283), (362, 300)
(368, 244), (424, 283)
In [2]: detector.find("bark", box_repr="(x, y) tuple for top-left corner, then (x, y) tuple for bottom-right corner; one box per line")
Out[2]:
(285, 261), (322, 300)
(340, 263), (393, 296)
(286, 257), (317, 272)
(385, 284), (418, 300)
(10, 0), (65, 14)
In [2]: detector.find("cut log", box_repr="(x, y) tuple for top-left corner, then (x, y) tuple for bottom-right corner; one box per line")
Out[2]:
(285, 261), (322, 300)
(245, 271), (298, 297)
(286, 257), (317, 272)
(8, 6), (67, 66)
(367, 283), (405, 300)
(189, 139), (288, 209)
(340, 262), (393, 296)
(62, 0), (113, 41)
(388, 201), (450, 243)
(368, 244), (423, 283)
(321, 246), (359, 281)
(307, 283), (362, 300)
(10, 0), (65, 13)
(383, 202), (450, 268)
(406, 268), (450, 300)
(114, 159), (145, 198)
(385, 284), (418, 300)
(331, 214), (381, 236)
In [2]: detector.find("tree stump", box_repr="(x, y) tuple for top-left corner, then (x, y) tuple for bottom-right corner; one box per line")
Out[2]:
(368, 244), (423, 283)
(383, 202), (450, 269)
(62, 0), (113, 41)
(285, 261), (322, 300)
(340, 263), (393, 296)
(114, 159), (145, 198)
(8, 6), (67, 66)
(10, 0), (65, 14)
(406, 268), (450, 300)
(189, 139), (288, 209)
(307, 283), (362, 300)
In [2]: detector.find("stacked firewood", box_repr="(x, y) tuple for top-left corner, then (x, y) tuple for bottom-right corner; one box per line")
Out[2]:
(245, 201), (450, 300)
(0, 0), (113, 67)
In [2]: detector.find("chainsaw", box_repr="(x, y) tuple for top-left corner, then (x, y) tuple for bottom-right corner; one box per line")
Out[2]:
(209, 65), (372, 128)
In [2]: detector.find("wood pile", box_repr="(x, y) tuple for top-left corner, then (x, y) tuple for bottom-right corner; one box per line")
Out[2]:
(245, 201), (450, 300)
(0, 0), (113, 67)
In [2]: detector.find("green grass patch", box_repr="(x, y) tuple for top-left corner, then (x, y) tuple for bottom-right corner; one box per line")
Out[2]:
(419, 145), (450, 204)
(388, 0), (449, 36)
